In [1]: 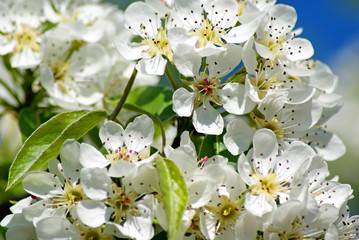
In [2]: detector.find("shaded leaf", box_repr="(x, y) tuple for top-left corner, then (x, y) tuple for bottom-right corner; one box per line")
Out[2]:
(126, 86), (175, 121)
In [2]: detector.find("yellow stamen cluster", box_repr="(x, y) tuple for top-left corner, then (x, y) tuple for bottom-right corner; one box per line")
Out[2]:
(53, 182), (87, 208)
(106, 185), (139, 223)
(205, 195), (242, 231)
(257, 31), (288, 59)
(6, 25), (40, 54)
(250, 112), (285, 138)
(268, 217), (304, 240)
(248, 171), (287, 199)
(140, 27), (173, 62)
(191, 19), (225, 49)
(248, 62), (281, 99)
(105, 146), (147, 163)
(184, 72), (221, 105)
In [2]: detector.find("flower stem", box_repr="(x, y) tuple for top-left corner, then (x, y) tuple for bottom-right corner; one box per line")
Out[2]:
(109, 67), (138, 121)
(165, 65), (179, 90)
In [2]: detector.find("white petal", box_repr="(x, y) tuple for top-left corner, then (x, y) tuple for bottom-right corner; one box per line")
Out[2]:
(36, 216), (80, 240)
(108, 161), (137, 178)
(193, 101), (223, 135)
(125, 114), (154, 153)
(114, 39), (147, 60)
(284, 80), (315, 104)
(79, 143), (111, 169)
(172, 43), (201, 77)
(285, 38), (314, 61)
(0, 35), (15, 55)
(11, 47), (41, 69)
(81, 168), (112, 201)
(237, 154), (255, 186)
(172, 88), (195, 117)
(245, 193), (275, 217)
(167, 27), (197, 55)
(305, 129), (346, 161)
(166, 145), (197, 179)
(204, 0), (238, 29)
(255, 41), (274, 59)
(60, 139), (81, 182)
(268, 4), (297, 33)
(220, 82), (255, 115)
(74, 200), (111, 228)
(124, 163), (160, 194)
(22, 171), (63, 198)
(5, 223), (37, 240)
(196, 42), (226, 57)
(136, 53), (167, 75)
(253, 129), (278, 174)
(275, 142), (314, 182)
(242, 36), (257, 75)
(187, 175), (217, 208)
(235, 213), (258, 240)
(124, 1), (162, 37)
(99, 120), (125, 153)
(115, 214), (154, 240)
(223, 118), (255, 155)
(70, 43), (110, 78)
(207, 44), (242, 78)
(223, 17), (261, 44)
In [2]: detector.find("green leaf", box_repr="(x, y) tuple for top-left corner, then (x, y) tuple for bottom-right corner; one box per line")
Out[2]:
(156, 155), (188, 240)
(199, 132), (237, 163)
(6, 110), (107, 190)
(126, 86), (175, 121)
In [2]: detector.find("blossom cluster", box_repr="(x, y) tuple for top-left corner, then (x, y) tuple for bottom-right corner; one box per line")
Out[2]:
(1, 0), (358, 240)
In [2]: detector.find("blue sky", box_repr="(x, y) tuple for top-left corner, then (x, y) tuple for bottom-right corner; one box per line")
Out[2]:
(277, 0), (359, 65)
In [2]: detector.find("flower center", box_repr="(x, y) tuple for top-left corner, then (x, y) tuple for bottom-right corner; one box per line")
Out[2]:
(79, 227), (113, 240)
(250, 112), (285, 138)
(107, 185), (139, 223)
(248, 62), (281, 100)
(106, 146), (141, 163)
(191, 19), (225, 49)
(205, 195), (242, 231)
(6, 25), (40, 54)
(51, 182), (86, 209)
(140, 27), (173, 62)
(257, 31), (288, 59)
(249, 172), (286, 199)
(269, 218), (304, 240)
(63, 182), (86, 205)
(185, 72), (221, 105)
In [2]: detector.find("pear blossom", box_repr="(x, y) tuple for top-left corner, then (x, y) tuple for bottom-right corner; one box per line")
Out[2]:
(76, 167), (156, 240)
(242, 37), (315, 104)
(79, 114), (155, 178)
(114, 0), (172, 75)
(20, 140), (86, 225)
(169, 0), (265, 57)
(0, 197), (38, 240)
(236, 129), (316, 217)
(0, 0), (45, 68)
(326, 205), (359, 240)
(172, 44), (254, 135)
(40, 27), (110, 109)
(263, 200), (339, 240)
(254, 4), (314, 64)
(224, 91), (322, 155)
